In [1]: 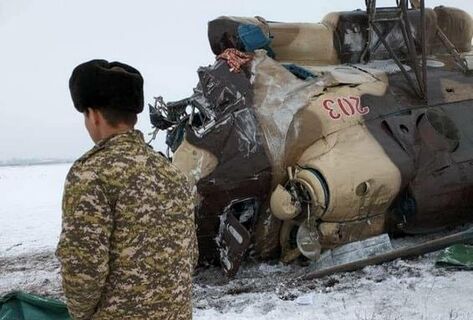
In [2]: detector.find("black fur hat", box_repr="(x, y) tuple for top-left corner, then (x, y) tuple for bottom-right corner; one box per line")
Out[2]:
(69, 59), (144, 114)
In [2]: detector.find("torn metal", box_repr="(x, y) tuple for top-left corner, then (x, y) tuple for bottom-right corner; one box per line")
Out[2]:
(150, 2), (473, 277)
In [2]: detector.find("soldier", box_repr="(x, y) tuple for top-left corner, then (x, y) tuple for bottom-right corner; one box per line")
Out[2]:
(56, 59), (198, 320)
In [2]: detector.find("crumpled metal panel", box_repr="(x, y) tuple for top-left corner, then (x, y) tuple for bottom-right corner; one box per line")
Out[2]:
(251, 51), (325, 184)
(176, 59), (273, 269)
(163, 37), (473, 275)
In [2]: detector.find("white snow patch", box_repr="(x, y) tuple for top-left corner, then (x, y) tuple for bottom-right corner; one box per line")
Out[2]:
(0, 163), (70, 257)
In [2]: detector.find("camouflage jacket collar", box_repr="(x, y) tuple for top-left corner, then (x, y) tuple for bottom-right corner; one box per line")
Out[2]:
(76, 130), (146, 164)
(96, 129), (145, 148)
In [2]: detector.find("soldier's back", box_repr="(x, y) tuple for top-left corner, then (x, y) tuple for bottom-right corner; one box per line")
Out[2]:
(68, 130), (197, 320)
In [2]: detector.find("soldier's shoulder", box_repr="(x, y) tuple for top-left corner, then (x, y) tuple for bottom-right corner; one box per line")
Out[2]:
(66, 145), (108, 182)
(144, 151), (194, 195)
(75, 144), (107, 165)
(149, 151), (189, 181)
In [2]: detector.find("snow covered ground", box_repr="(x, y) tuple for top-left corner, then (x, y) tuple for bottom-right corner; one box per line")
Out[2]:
(1, 164), (473, 319)
(0, 163), (69, 257)
(193, 257), (473, 320)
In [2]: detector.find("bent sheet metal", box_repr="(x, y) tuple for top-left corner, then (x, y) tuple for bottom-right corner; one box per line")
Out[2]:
(150, 2), (473, 276)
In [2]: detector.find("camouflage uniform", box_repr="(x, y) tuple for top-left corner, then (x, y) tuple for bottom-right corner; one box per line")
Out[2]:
(56, 130), (198, 320)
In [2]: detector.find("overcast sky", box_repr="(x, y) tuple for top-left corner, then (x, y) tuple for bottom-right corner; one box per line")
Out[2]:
(0, 0), (471, 161)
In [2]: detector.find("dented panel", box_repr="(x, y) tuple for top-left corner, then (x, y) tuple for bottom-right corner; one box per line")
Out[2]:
(152, 4), (473, 276)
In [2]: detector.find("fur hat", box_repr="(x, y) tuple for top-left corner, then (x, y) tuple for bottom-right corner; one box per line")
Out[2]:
(69, 59), (144, 114)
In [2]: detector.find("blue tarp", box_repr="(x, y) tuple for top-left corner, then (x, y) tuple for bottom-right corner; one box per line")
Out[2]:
(238, 24), (275, 58)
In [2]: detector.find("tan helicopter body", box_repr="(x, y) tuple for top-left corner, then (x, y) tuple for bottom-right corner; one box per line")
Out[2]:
(150, 2), (473, 276)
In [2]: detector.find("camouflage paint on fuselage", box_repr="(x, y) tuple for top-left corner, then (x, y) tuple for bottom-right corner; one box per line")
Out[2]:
(171, 6), (473, 275)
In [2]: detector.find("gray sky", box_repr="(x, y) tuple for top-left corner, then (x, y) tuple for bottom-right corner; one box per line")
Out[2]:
(0, 0), (471, 161)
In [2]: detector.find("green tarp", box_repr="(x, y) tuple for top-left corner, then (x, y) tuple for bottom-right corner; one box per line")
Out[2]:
(0, 291), (70, 320)
(436, 244), (473, 270)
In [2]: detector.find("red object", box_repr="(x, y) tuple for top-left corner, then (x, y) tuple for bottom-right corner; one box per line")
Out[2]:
(217, 48), (254, 73)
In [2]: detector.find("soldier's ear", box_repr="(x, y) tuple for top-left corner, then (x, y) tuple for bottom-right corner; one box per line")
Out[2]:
(94, 109), (109, 127)
(87, 108), (102, 126)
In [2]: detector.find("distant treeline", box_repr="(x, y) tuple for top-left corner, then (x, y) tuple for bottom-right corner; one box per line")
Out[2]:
(0, 158), (73, 167)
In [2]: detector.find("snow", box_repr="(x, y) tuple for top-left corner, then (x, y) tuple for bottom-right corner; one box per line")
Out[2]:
(0, 163), (70, 257)
(1, 164), (473, 319)
(192, 257), (473, 320)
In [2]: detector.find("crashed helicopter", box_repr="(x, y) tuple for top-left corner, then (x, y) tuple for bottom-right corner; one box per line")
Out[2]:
(150, 0), (473, 276)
